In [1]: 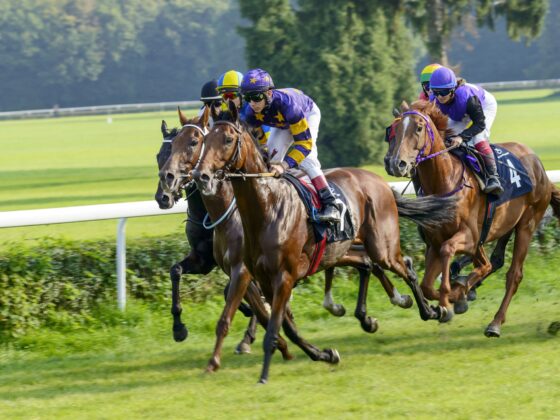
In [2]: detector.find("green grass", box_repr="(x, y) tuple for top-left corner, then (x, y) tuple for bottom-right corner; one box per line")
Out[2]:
(1, 89), (559, 246)
(1, 250), (559, 419)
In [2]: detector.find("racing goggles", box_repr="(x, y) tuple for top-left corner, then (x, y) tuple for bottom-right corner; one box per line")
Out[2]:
(243, 92), (267, 103)
(431, 88), (454, 97)
(203, 99), (222, 108)
(221, 91), (239, 100)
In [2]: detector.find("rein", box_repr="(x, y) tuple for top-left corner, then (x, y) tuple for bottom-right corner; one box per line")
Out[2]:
(202, 197), (237, 229)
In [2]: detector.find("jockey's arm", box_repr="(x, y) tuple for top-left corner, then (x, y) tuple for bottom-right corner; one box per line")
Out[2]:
(460, 96), (486, 141)
(285, 116), (313, 168)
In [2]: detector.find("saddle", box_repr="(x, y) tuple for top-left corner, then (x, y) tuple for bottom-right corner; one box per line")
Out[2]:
(283, 173), (355, 244)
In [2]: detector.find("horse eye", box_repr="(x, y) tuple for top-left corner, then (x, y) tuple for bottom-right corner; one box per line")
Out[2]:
(416, 125), (423, 133)
(225, 136), (234, 144)
(189, 138), (199, 147)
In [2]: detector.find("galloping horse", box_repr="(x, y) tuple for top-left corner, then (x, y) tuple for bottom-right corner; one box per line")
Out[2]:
(159, 107), (415, 372)
(157, 108), (294, 367)
(192, 104), (456, 383)
(384, 100), (560, 337)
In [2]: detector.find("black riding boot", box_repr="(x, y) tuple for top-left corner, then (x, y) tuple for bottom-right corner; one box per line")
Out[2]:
(317, 187), (341, 223)
(482, 152), (504, 195)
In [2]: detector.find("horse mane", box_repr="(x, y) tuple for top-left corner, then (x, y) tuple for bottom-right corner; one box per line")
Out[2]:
(410, 100), (453, 139)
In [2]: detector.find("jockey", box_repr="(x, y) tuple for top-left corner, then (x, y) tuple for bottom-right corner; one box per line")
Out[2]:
(419, 63), (441, 100)
(429, 66), (504, 195)
(240, 68), (341, 224)
(198, 80), (222, 126)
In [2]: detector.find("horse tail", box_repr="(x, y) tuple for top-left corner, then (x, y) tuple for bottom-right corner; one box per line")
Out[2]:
(550, 185), (560, 221)
(392, 189), (458, 230)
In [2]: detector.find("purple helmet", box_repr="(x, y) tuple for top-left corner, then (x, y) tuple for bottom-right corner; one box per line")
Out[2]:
(429, 66), (457, 89)
(240, 68), (275, 93)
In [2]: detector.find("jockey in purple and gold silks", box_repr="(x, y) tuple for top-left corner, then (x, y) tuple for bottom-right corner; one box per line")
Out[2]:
(429, 66), (503, 195)
(241, 68), (341, 224)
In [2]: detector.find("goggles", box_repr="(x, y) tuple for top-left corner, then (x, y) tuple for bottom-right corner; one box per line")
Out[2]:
(221, 91), (239, 100)
(431, 88), (454, 97)
(203, 99), (222, 107)
(243, 92), (266, 103)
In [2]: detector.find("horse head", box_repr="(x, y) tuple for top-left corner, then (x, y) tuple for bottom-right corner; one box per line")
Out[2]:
(159, 106), (210, 198)
(384, 100), (446, 178)
(155, 120), (182, 209)
(193, 101), (266, 196)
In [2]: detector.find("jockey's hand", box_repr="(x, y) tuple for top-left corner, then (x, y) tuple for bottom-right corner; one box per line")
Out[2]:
(270, 161), (289, 178)
(445, 136), (463, 148)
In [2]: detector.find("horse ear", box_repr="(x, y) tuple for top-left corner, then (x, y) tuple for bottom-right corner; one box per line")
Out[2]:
(400, 101), (410, 112)
(199, 104), (210, 129)
(178, 106), (188, 126)
(392, 108), (400, 118)
(211, 102), (220, 122)
(228, 100), (239, 122)
(161, 120), (169, 137)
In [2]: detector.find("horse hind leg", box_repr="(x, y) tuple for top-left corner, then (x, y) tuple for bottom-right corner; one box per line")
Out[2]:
(373, 263), (413, 309)
(485, 225), (533, 338)
(234, 315), (257, 355)
(354, 267), (378, 333)
(323, 267), (346, 316)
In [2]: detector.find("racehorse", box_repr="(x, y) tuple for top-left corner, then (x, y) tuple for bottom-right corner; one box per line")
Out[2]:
(159, 107), (416, 372)
(192, 104), (457, 383)
(156, 109), (293, 362)
(384, 100), (560, 337)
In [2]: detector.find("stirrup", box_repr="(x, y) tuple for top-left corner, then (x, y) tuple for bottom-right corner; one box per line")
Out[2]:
(316, 205), (341, 223)
(484, 177), (504, 195)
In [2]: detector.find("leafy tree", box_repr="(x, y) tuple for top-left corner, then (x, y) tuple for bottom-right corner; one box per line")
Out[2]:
(401, 0), (549, 64)
(238, 0), (416, 167)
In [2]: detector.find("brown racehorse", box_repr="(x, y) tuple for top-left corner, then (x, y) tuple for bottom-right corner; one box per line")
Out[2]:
(159, 108), (415, 372)
(384, 100), (560, 337)
(192, 105), (456, 383)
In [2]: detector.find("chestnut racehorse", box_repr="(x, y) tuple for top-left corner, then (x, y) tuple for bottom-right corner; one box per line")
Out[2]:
(192, 105), (456, 383)
(384, 100), (560, 337)
(159, 108), (415, 372)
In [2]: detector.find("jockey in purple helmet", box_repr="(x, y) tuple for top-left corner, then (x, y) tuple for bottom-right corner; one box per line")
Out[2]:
(429, 66), (504, 195)
(240, 68), (341, 223)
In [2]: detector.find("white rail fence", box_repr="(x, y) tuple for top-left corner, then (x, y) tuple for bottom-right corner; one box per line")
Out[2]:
(2, 173), (560, 310)
(0, 79), (559, 120)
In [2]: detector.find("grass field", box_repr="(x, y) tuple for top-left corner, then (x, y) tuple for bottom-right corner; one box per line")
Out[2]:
(1, 89), (559, 245)
(1, 250), (559, 418)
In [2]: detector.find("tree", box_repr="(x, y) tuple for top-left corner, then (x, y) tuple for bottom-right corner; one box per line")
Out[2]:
(401, 0), (549, 65)
(238, 0), (416, 167)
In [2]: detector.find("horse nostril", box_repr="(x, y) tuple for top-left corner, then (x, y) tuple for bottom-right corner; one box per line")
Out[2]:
(161, 194), (169, 204)
(398, 160), (408, 170)
(200, 173), (210, 183)
(166, 173), (175, 184)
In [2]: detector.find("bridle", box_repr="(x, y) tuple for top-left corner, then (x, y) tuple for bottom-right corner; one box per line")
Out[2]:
(212, 120), (244, 178)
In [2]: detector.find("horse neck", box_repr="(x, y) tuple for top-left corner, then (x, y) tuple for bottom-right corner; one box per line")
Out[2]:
(185, 184), (207, 219)
(416, 131), (463, 195)
(200, 180), (235, 222)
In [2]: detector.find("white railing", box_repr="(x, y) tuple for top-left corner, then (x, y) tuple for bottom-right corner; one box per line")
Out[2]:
(2, 173), (560, 310)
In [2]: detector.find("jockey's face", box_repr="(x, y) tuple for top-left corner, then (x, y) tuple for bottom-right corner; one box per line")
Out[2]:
(247, 90), (271, 113)
(432, 88), (454, 104)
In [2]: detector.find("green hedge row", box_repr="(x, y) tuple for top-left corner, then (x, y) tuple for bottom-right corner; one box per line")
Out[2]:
(1, 219), (558, 339)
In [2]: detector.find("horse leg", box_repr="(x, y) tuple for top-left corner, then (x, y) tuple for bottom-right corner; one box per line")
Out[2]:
(234, 315), (257, 355)
(437, 237), (466, 323)
(372, 263), (413, 309)
(323, 267), (346, 316)
(170, 252), (214, 342)
(242, 281), (293, 361)
(354, 267), (378, 333)
(450, 246), (492, 314)
(484, 225), (533, 338)
(206, 265), (252, 372)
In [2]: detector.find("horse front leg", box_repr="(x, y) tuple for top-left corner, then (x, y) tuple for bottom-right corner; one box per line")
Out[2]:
(323, 267), (346, 316)
(206, 265), (251, 372)
(372, 263), (413, 309)
(234, 315), (258, 355)
(170, 252), (214, 342)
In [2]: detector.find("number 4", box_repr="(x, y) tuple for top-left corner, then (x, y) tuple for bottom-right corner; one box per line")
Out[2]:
(507, 159), (521, 188)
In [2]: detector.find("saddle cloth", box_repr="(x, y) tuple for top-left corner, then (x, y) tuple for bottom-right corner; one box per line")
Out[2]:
(283, 173), (355, 244)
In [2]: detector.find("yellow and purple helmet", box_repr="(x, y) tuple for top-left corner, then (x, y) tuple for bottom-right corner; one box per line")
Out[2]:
(240, 68), (275, 93)
(420, 63), (442, 84)
(217, 70), (244, 93)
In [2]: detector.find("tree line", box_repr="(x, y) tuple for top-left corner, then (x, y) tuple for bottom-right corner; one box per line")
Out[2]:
(0, 0), (551, 166)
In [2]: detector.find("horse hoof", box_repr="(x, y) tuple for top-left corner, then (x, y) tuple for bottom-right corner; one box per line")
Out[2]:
(400, 295), (414, 309)
(235, 342), (251, 355)
(484, 324), (501, 338)
(328, 304), (346, 317)
(454, 297), (469, 315)
(438, 306), (454, 323)
(257, 378), (268, 385)
(361, 316), (379, 333)
(548, 321), (560, 336)
(173, 324), (188, 342)
(467, 288), (477, 301)
(325, 349), (341, 364)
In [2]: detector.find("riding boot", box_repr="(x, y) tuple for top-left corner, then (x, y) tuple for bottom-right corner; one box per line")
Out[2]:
(317, 187), (341, 223)
(481, 152), (504, 195)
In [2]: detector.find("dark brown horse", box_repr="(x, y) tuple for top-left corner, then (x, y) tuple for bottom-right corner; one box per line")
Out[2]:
(384, 100), (560, 337)
(159, 108), (415, 372)
(192, 105), (456, 383)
